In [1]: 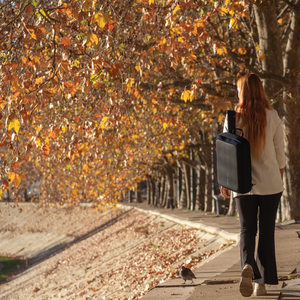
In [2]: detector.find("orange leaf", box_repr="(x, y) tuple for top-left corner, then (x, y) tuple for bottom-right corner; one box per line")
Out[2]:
(61, 36), (71, 47)
(28, 28), (38, 40)
(238, 48), (247, 55)
(42, 144), (50, 155)
(11, 161), (20, 171)
(2, 179), (9, 189)
(82, 164), (89, 172)
(8, 172), (16, 183)
(258, 53), (266, 61)
(48, 128), (60, 140)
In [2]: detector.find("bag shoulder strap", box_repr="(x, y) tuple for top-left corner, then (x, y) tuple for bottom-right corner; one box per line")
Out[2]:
(227, 110), (236, 134)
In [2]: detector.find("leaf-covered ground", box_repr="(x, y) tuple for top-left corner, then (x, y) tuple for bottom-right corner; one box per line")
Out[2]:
(0, 204), (226, 300)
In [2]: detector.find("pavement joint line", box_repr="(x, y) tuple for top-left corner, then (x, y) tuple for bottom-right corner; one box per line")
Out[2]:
(118, 203), (240, 243)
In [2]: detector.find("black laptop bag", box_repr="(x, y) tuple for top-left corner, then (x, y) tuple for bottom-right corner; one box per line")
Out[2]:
(216, 110), (252, 194)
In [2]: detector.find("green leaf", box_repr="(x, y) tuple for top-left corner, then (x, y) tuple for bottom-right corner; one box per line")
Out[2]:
(29, 0), (37, 7)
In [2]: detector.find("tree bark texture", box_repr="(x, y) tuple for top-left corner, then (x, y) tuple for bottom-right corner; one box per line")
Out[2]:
(179, 162), (187, 209)
(282, 9), (300, 220)
(183, 163), (191, 210)
(136, 182), (142, 203)
(254, 1), (300, 220)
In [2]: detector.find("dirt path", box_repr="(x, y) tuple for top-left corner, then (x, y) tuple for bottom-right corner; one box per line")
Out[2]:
(0, 203), (227, 300)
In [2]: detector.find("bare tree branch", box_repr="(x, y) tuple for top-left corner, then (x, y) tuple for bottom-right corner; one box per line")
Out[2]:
(281, 0), (300, 13)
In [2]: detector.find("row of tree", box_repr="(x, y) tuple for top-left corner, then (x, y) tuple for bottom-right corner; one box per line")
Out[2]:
(0, 0), (299, 220)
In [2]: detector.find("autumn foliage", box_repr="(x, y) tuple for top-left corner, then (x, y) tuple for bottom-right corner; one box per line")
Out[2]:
(0, 0), (299, 215)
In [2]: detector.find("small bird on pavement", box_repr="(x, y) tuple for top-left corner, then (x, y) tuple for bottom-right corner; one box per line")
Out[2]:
(180, 266), (196, 284)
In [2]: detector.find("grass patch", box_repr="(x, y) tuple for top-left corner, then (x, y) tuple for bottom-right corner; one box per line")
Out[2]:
(0, 256), (24, 283)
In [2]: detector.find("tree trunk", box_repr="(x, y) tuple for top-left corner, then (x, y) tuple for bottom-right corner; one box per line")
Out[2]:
(282, 9), (300, 221)
(204, 160), (212, 212)
(162, 178), (168, 208)
(176, 162), (182, 208)
(136, 182), (142, 203)
(150, 180), (156, 206)
(147, 180), (151, 205)
(195, 167), (201, 210)
(201, 132), (212, 212)
(128, 190), (133, 203)
(195, 151), (206, 210)
(165, 165), (174, 209)
(183, 163), (191, 210)
(159, 175), (165, 206)
(190, 151), (197, 211)
(199, 167), (206, 210)
(154, 180), (159, 206)
(254, 2), (283, 103)
(254, 1), (298, 221)
(179, 162), (187, 209)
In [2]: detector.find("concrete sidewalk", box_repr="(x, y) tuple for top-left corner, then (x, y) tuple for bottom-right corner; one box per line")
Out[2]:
(121, 202), (300, 300)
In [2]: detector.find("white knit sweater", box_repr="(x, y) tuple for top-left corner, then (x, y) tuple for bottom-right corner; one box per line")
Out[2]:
(223, 109), (286, 196)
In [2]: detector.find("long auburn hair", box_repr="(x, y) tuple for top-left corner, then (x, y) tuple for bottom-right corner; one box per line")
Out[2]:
(235, 74), (273, 159)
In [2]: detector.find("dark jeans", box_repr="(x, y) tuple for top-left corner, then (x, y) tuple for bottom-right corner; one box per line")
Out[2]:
(235, 193), (281, 285)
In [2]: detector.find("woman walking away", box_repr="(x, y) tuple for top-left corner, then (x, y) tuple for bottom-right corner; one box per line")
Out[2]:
(221, 74), (286, 297)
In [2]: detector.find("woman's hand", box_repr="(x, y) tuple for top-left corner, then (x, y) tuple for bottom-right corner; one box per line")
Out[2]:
(221, 186), (231, 199)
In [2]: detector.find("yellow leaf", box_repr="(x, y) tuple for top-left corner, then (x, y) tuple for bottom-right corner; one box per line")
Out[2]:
(181, 90), (191, 102)
(83, 164), (89, 172)
(229, 18), (238, 29)
(86, 33), (98, 47)
(170, 26), (181, 35)
(36, 138), (42, 147)
(152, 108), (157, 115)
(238, 48), (247, 55)
(15, 174), (21, 188)
(258, 53), (266, 62)
(132, 135), (139, 139)
(186, 53), (197, 62)
(255, 45), (261, 51)
(163, 123), (168, 130)
(217, 48), (224, 55)
(135, 66), (141, 72)
(100, 116), (108, 129)
(92, 12), (110, 29)
(126, 78), (135, 90)
(35, 76), (43, 85)
(8, 118), (20, 134)
(149, 0), (155, 4)
(172, 4), (180, 15)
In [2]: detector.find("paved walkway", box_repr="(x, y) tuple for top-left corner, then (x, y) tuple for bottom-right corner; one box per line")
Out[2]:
(120, 202), (300, 300)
